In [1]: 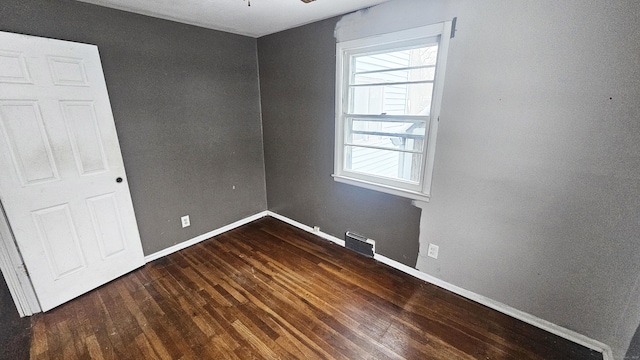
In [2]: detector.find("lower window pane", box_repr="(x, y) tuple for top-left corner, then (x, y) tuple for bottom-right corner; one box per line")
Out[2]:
(349, 119), (426, 152)
(345, 145), (423, 183)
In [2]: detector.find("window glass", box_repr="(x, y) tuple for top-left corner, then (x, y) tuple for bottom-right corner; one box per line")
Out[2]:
(334, 22), (452, 200)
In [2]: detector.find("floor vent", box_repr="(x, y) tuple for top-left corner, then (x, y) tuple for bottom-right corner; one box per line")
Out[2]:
(345, 231), (375, 258)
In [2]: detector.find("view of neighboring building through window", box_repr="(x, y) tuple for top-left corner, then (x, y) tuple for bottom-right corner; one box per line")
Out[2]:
(347, 43), (438, 183)
(334, 22), (453, 201)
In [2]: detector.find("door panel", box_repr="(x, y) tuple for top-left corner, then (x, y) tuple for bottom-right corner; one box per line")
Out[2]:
(32, 204), (87, 279)
(47, 56), (90, 87)
(0, 31), (145, 312)
(0, 101), (59, 185)
(0, 51), (32, 83)
(60, 101), (108, 175)
(86, 193), (128, 259)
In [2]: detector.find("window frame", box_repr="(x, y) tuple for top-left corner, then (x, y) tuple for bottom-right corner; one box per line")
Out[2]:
(333, 22), (453, 202)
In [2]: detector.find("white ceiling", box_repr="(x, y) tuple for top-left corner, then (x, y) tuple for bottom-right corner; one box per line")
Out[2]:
(76, 0), (390, 38)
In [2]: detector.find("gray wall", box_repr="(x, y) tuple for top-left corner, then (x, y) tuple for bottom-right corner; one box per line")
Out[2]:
(260, 0), (640, 357)
(0, 0), (267, 255)
(258, 18), (422, 267)
(411, 1), (640, 357)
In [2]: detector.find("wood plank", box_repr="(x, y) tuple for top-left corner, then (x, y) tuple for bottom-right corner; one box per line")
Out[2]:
(24, 216), (603, 360)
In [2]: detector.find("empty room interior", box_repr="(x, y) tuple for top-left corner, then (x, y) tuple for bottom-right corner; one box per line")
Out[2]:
(1, 0), (640, 358)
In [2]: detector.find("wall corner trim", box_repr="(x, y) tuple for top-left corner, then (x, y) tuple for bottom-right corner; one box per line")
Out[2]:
(144, 211), (269, 263)
(144, 209), (614, 359)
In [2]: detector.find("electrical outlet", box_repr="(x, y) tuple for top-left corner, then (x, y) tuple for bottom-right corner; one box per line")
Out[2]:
(313, 226), (320, 232)
(181, 215), (190, 228)
(427, 243), (439, 259)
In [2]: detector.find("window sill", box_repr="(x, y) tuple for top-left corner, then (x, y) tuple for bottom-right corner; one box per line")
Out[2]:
(332, 174), (431, 202)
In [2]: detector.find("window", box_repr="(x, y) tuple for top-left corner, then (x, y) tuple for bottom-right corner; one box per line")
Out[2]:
(333, 22), (453, 201)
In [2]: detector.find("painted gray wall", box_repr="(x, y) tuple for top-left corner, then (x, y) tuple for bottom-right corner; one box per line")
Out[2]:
(261, 0), (640, 357)
(0, 0), (267, 255)
(258, 17), (422, 267)
(421, 1), (640, 357)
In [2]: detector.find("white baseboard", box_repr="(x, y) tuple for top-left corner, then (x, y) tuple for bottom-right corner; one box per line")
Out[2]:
(265, 211), (613, 360)
(266, 211), (346, 246)
(377, 255), (614, 360)
(144, 211), (269, 263)
(144, 210), (613, 359)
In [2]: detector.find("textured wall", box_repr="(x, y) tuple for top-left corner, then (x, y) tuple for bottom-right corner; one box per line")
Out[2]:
(373, 0), (639, 357)
(0, 0), (267, 255)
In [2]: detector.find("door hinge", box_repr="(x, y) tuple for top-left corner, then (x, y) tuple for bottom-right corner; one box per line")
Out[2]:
(18, 264), (30, 277)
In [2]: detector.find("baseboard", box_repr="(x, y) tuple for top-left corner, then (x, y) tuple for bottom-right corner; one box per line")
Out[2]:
(266, 211), (614, 360)
(144, 211), (269, 263)
(266, 211), (346, 246)
(376, 255), (614, 360)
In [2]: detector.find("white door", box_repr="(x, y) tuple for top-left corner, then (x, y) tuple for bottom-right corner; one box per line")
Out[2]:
(0, 31), (145, 311)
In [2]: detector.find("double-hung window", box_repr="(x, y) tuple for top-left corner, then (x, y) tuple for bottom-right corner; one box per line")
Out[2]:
(333, 21), (453, 201)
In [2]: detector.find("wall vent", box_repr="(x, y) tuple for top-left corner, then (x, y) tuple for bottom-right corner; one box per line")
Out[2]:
(345, 231), (375, 258)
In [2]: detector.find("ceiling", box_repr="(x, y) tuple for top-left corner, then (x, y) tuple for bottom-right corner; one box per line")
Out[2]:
(76, 0), (390, 38)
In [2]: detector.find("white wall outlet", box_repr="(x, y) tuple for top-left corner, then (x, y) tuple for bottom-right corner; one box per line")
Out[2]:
(427, 243), (439, 259)
(313, 226), (320, 232)
(181, 215), (190, 228)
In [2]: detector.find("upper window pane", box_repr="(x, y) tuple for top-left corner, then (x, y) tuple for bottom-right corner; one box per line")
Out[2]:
(348, 44), (439, 116)
(353, 45), (439, 72)
(349, 83), (434, 115)
(353, 67), (436, 85)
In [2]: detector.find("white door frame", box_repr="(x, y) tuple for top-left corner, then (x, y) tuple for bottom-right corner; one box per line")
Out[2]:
(0, 200), (40, 316)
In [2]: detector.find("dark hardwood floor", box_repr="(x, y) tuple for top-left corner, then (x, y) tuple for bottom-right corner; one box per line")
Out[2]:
(24, 216), (602, 359)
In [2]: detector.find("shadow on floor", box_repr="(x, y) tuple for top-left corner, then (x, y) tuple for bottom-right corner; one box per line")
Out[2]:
(626, 323), (640, 360)
(0, 276), (31, 360)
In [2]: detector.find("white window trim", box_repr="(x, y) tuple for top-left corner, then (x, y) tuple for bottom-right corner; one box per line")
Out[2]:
(333, 21), (453, 202)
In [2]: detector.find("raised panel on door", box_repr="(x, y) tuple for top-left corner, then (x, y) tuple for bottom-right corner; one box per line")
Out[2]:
(0, 51), (32, 84)
(0, 31), (145, 312)
(0, 100), (59, 185)
(32, 204), (87, 279)
(60, 101), (109, 175)
(86, 193), (128, 259)
(47, 56), (90, 87)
